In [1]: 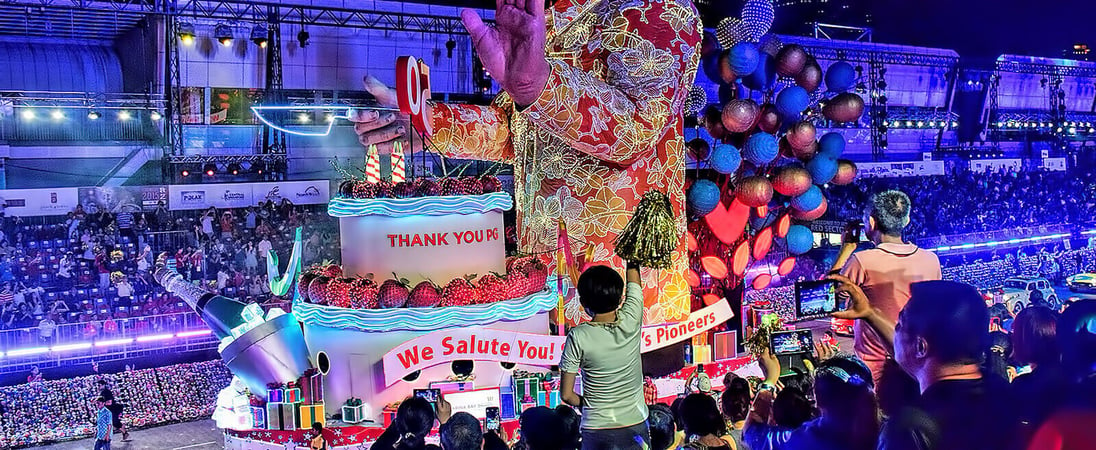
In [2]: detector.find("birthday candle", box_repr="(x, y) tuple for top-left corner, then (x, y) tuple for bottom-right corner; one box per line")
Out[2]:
(390, 141), (406, 183)
(365, 144), (381, 183)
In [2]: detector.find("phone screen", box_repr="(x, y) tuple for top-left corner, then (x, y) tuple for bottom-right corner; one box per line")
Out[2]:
(485, 407), (501, 431)
(770, 330), (814, 356)
(795, 280), (841, 320)
(414, 389), (440, 404)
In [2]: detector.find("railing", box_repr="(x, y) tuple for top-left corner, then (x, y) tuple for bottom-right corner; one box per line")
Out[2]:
(917, 224), (1074, 252)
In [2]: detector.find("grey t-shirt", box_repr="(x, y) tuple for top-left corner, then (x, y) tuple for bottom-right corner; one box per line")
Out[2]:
(560, 281), (647, 430)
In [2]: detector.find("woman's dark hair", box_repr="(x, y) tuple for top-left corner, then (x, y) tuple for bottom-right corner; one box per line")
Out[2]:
(647, 404), (676, 450)
(679, 393), (727, 437)
(772, 387), (814, 428)
(576, 265), (624, 314)
(781, 367), (815, 403)
(669, 396), (686, 431)
(720, 377), (750, 423)
(519, 406), (566, 450)
(1012, 306), (1059, 367)
(982, 331), (1012, 382)
(394, 396), (435, 450)
(554, 405), (581, 450)
(813, 354), (880, 450)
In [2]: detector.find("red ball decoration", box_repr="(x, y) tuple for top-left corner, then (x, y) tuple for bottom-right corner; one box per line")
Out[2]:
(721, 99), (760, 133)
(702, 105), (727, 140)
(823, 93), (866, 123)
(796, 61), (823, 92)
(735, 175), (773, 208)
(776, 44), (809, 77)
(687, 138), (711, 161)
(772, 166), (812, 197)
(718, 50), (739, 84)
(792, 196), (828, 220)
(833, 159), (858, 185)
(793, 139), (818, 161)
(756, 103), (781, 134)
(786, 121), (817, 151)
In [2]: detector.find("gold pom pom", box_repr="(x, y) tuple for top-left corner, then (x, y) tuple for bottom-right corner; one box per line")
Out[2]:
(613, 191), (679, 269)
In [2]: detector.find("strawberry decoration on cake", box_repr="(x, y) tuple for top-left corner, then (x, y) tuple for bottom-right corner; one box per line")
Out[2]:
(307, 276), (332, 305)
(477, 273), (508, 305)
(324, 278), (354, 308)
(407, 281), (443, 308)
(378, 277), (410, 308)
(440, 277), (482, 307)
(348, 277), (380, 309)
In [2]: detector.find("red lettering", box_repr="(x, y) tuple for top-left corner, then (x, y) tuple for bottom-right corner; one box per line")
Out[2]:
(474, 230), (484, 242)
(438, 232), (450, 245)
(398, 234), (410, 247)
(411, 234), (423, 247)
(422, 346), (434, 360)
(500, 342), (511, 356)
(644, 334), (652, 346)
(488, 228), (499, 241)
(387, 234), (399, 247)
(452, 231), (465, 244)
(687, 321), (696, 333)
(550, 342), (556, 360)
(708, 312), (717, 324)
(476, 337), (490, 354)
(425, 233), (436, 246)
(442, 337), (454, 355)
(396, 345), (422, 369)
(656, 327), (667, 341)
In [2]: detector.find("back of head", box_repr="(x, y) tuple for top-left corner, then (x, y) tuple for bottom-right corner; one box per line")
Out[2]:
(440, 412), (483, 450)
(576, 265), (624, 315)
(869, 190), (911, 237)
(720, 377), (751, 423)
(519, 406), (566, 450)
(395, 396), (436, 450)
(1058, 299), (1096, 380)
(983, 331), (1012, 382)
(669, 396), (686, 431)
(813, 353), (879, 449)
(679, 393), (727, 437)
(553, 405), (581, 450)
(902, 280), (989, 366)
(1011, 306), (1059, 367)
(772, 387), (814, 428)
(647, 404), (676, 450)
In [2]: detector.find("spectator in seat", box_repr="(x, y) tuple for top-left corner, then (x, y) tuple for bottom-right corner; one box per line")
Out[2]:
(27, 365), (43, 383)
(439, 412), (482, 450)
(37, 314), (56, 346)
(1010, 306), (1067, 435)
(830, 190), (942, 386)
(220, 210), (235, 239)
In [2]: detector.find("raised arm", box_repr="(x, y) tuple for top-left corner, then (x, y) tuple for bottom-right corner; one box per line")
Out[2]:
(521, 0), (701, 165)
(429, 100), (515, 163)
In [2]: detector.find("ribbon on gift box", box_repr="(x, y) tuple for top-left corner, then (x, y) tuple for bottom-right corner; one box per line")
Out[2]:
(345, 397), (362, 407)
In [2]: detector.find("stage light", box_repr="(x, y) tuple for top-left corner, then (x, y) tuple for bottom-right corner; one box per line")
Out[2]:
(445, 38), (456, 58)
(87, 110), (100, 120)
(214, 24), (233, 47)
(298, 113), (310, 123)
(324, 113), (334, 123)
(1069, 127), (1077, 134)
(150, 111), (162, 121)
(181, 168), (191, 177)
(252, 160), (266, 174)
(929, 121), (937, 128)
(177, 21), (196, 45)
(251, 24), (269, 48)
(951, 121), (958, 127)
(118, 110), (131, 121)
(297, 28), (310, 48)
(20, 109), (34, 121)
(227, 162), (241, 175)
(1057, 127), (1064, 133)
(204, 163), (217, 176)
(1090, 128), (1095, 133)
(916, 121), (925, 128)
(905, 120), (914, 127)
(51, 110), (64, 120)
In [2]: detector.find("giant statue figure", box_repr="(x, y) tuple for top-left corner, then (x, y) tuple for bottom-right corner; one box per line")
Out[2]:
(353, 0), (702, 325)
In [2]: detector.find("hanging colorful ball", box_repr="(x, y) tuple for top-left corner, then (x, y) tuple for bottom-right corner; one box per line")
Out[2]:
(757, 103), (781, 134)
(807, 156), (839, 185)
(785, 224), (814, 255)
(775, 85), (810, 119)
(716, 16), (750, 49)
(822, 93), (865, 123)
(786, 121), (817, 151)
(758, 34), (783, 57)
(818, 132), (846, 158)
(742, 54), (776, 91)
(772, 165), (812, 197)
(742, 0), (776, 41)
(775, 44), (808, 77)
(796, 60), (823, 92)
(728, 42), (760, 77)
(687, 138), (711, 161)
(824, 61), (857, 92)
(684, 86), (708, 118)
(717, 51), (739, 84)
(702, 105), (727, 139)
(743, 132), (779, 165)
(721, 99), (760, 133)
(710, 144), (742, 174)
(833, 159), (858, 185)
(688, 179), (722, 216)
(735, 175), (773, 208)
(791, 184), (823, 211)
(792, 196), (828, 220)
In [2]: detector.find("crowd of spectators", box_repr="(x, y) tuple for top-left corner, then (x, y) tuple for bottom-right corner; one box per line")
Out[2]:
(0, 200), (340, 338)
(0, 360), (231, 448)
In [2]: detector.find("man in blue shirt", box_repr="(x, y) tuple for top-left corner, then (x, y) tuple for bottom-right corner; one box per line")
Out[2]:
(94, 396), (113, 450)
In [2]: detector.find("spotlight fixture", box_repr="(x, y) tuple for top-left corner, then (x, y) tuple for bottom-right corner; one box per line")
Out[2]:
(51, 110), (64, 120)
(250, 24), (269, 48)
(227, 162), (241, 175)
(324, 113), (334, 123)
(297, 28), (310, 48)
(181, 168), (191, 177)
(204, 163), (217, 177)
(214, 24), (234, 47)
(445, 38), (456, 58)
(297, 113), (310, 123)
(150, 111), (162, 121)
(87, 110), (100, 120)
(21, 109), (34, 121)
(177, 21), (196, 45)
(118, 110), (131, 121)
(252, 160), (266, 175)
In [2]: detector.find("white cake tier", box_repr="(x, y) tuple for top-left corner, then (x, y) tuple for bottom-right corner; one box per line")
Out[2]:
(329, 192), (512, 285)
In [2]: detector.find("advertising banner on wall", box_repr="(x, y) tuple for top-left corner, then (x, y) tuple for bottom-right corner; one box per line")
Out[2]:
(970, 158), (1023, 173)
(78, 186), (168, 213)
(167, 183), (255, 211)
(251, 181), (330, 206)
(857, 161), (946, 178)
(0, 188), (80, 217)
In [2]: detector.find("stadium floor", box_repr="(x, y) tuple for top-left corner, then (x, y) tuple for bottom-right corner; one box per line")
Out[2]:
(34, 419), (222, 450)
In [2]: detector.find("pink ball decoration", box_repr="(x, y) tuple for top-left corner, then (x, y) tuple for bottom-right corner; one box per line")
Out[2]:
(687, 138), (711, 161)
(702, 105), (727, 140)
(795, 61), (823, 92)
(735, 175), (773, 208)
(793, 139), (818, 161)
(823, 93), (866, 123)
(757, 103), (781, 134)
(775, 44), (809, 77)
(721, 99), (760, 133)
(833, 159), (858, 185)
(786, 121), (817, 151)
(772, 165), (812, 197)
(792, 196), (828, 220)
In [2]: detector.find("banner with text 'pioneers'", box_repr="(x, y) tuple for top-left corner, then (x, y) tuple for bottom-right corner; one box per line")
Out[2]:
(381, 300), (734, 385)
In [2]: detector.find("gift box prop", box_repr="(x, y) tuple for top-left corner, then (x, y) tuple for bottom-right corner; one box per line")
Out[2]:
(299, 369), (324, 404)
(266, 402), (299, 431)
(342, 397), (366, 424)
(299, 404), (325, 429)
(249, 406), (266, 429)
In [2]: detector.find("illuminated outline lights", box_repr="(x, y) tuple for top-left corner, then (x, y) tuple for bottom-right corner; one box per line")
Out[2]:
(1, 329), (214, 359)
(251, 105), (394, 137)
(930, 232), (1073, 253)
(328, 192), (513, 218)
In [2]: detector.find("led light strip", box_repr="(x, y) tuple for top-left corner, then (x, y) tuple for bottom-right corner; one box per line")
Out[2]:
(930, 232), (1074, 253)
(328, 192), (513, 218)
(1, 329), (214, 359)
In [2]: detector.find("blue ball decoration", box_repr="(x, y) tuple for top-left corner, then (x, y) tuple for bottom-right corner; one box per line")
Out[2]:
(818, 132), (846, 158)
(750, 209), (778, 230)
(775, 86), (810, 119)
(791, 184), (823, 211)
(710, 144), (742, 174)
(825, 61), (856, 92)
(806, 156), (839, 185)
(786, 224), (814, 255)
(743, 132), (779, 165)
(742, 54), (776, 91)
(729, 42), (760, 77)
(688, 179), (722, 216)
